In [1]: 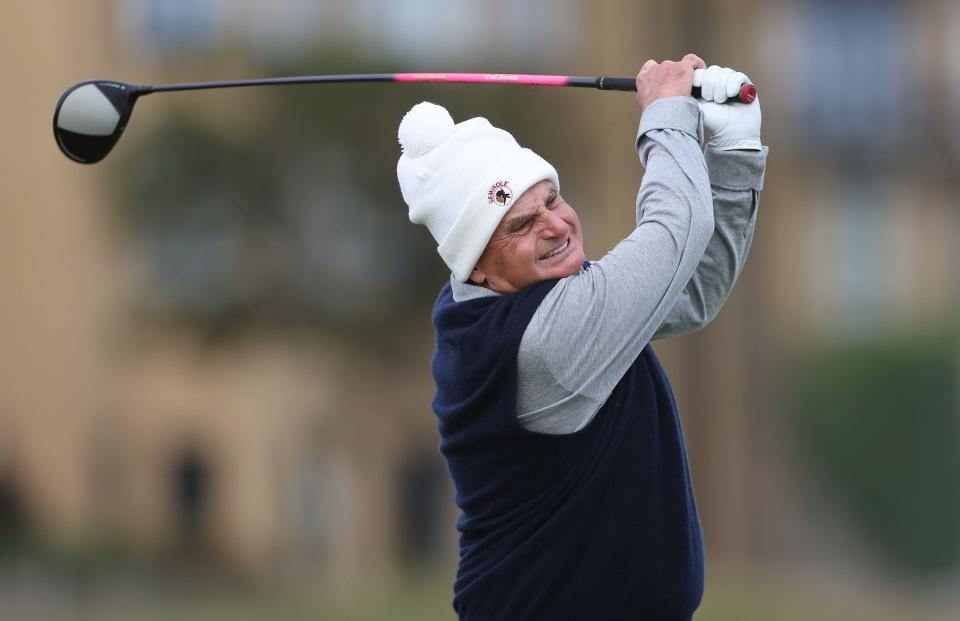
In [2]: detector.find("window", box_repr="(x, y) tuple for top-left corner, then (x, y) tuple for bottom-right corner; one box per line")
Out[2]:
(788, 0), (915, 156)
(118, 0), (223, 55)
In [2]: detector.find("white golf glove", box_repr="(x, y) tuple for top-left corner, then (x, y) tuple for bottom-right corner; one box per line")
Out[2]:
(693, 65), (762, 151)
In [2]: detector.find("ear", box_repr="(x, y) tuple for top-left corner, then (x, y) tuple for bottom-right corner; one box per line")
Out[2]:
(468, 267), (486, 286)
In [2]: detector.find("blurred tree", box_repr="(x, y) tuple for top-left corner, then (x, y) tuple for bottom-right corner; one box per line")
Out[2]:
(791, 329), (960, 576)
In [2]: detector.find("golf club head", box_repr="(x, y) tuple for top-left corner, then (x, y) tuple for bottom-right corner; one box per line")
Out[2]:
(53, 80), (143, 164)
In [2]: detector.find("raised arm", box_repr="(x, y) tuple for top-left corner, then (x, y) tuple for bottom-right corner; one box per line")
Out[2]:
(652, 145), (767, 339)
(654, 65), (767, 338)
(515, 63), (769, 435)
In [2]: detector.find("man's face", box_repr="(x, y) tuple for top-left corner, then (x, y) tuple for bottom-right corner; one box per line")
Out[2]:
(469, 180), (585, 294)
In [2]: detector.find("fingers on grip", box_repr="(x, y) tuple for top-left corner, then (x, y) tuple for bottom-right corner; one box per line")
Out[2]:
(692, 68), (705, 87)
(699, 65), (752, 103)
(681, 53), (706, 70)
(701, 65), (718, 101)
(729, 71), (749, 99)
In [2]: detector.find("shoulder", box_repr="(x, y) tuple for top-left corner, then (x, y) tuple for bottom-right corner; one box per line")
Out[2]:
(433, 277), (563, 336)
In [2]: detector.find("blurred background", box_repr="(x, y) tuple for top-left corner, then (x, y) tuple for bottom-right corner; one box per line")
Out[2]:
(2, 0), (959, 619)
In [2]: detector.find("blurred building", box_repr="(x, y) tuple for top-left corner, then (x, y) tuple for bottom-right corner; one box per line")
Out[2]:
(1, 0), (958, 606)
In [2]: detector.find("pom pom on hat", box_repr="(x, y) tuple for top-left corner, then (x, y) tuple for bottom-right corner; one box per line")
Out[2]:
(398, 102), (456, 157)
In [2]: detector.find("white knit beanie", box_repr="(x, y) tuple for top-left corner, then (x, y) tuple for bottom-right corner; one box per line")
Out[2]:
(396, 102), (559, 282)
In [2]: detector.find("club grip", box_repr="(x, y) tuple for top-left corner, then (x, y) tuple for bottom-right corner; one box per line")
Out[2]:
(598, 76), (757, 103)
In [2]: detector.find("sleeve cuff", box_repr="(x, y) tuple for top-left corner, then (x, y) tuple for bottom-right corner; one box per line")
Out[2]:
(635, 96), (704, 148)
(703, 145), (769, 191)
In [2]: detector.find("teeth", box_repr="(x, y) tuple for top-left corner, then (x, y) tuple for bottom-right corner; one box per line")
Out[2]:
(540, 239), (568, 260)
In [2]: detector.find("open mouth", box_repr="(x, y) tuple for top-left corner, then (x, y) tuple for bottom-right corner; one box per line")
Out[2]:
(538, 237), (569, 261)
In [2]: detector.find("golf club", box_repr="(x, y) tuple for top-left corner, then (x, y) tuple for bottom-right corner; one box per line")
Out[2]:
(53, 72), (757, 164)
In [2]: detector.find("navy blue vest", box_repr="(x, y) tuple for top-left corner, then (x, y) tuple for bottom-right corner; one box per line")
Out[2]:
(431, 275), (703, 621)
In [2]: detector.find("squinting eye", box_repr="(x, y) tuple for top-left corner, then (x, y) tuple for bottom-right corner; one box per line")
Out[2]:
(511, 218), (533, 234)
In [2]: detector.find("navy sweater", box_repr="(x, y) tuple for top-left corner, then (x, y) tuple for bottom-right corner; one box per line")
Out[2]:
(431, 277), (704, 621)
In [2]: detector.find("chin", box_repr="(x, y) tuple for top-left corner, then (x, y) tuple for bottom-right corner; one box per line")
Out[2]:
(530, 237), (586, 283)
(550, 251), (585, 279)
(564, 240), (586, 272)
(564, 253), (586, 275)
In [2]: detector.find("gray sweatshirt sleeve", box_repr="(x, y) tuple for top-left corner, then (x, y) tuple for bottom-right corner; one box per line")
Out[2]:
(652, 145), (768, 339)
(515, 97), (715, 434)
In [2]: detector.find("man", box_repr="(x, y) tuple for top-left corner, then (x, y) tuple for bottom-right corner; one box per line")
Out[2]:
(396, 54), (767, 620)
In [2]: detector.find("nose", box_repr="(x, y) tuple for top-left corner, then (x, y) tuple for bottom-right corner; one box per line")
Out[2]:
(540, 209), (569, 239)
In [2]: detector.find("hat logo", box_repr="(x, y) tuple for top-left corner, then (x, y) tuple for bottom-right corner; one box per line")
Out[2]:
(487, 180), (513, 207)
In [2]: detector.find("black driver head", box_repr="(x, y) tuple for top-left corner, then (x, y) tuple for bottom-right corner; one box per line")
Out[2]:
(53, 80), (143, 164)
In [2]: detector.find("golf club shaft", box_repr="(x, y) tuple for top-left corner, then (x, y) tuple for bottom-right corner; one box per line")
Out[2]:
(141, 72), (756, 103)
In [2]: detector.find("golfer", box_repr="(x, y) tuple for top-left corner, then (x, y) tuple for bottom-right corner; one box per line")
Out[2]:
(397, 54), (767, 620)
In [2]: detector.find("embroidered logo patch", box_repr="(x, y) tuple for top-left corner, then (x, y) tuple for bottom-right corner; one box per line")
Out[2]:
(487, 180), (513, 207)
